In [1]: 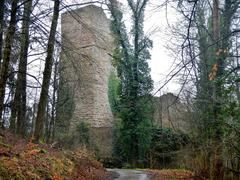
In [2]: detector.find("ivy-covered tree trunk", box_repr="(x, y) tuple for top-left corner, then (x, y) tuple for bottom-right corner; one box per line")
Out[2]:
(196, 2), (214, 124)
(10, 0), (33, 136)
(195, 0), (240, 178)
(211, 0), (224, 178)
(108, 0), (153, 167)
(34, 0), (60, 142)
(46, 59), (58, 143)
(0, 0), (19, 125)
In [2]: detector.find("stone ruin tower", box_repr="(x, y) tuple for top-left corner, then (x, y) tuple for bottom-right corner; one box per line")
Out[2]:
(56, 5), (114, 157)
(153, 93), (190, 133)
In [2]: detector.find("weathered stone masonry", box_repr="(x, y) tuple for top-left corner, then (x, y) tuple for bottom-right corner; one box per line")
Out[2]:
(153, 93), (190, 133)
(57, 5), (114, 157)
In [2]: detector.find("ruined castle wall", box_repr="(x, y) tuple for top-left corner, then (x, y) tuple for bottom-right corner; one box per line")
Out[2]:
(153, 93), (190, 132)
(57, 5), (114, 157)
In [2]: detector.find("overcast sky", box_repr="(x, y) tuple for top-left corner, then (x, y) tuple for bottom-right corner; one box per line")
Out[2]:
(143, 1), (181, 94)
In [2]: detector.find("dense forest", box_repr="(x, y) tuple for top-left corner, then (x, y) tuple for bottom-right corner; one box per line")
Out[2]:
(0, 0), (240, 179)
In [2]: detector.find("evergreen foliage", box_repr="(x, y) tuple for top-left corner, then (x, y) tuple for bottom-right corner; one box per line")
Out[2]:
(108, 0), (153, 166)
(108, 71), (120, 115)
(148, 127), (189, 168)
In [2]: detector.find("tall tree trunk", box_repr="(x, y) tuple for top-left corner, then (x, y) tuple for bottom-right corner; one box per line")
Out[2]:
(127, 0), (149, 166)
(44, 101), (50, 141)
(47, 59), (58, 143)
(212, 0), (224, 178)
(235, 48), (240, 102)
(212, 0), (220, 129)
(212, 0), (220, 44)
(0, 0), (19, 125)
(10, 0), (33, 136)
(34, 0), (60, 142)
(0, 0), (5, 71)
(109, 0), (152, 166)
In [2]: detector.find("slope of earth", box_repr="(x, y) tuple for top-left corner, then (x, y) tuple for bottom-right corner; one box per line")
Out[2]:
(147, 169), (197, 180)
(0, 130), (113, 180)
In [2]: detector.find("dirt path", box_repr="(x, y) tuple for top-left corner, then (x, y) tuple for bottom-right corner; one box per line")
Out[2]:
(107, 169), (150, 180)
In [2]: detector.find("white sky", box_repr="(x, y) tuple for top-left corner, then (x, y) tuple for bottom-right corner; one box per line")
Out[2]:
(145, 1), (181, 94)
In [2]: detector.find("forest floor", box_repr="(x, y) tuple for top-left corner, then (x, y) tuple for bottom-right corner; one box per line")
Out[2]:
(0, 130), (114, 180)
(147, 169), (197, 180)
(0, 130), (197, 180)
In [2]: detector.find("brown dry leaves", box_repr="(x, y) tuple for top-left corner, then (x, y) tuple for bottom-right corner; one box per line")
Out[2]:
(208, 48), (228, 81)
(0, 130), (111, 180)
(147, 169), (196, 180)
(209, 63), (218, 81)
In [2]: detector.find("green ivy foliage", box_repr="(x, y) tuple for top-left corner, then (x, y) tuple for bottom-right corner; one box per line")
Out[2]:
(109, 0), (154, 167)
(150, 128), (189, 153)
(148, 127), (189, 168)
(76, 121), (90, 147)
(108, 72), (120, 115)
(55, 80), (75, 144)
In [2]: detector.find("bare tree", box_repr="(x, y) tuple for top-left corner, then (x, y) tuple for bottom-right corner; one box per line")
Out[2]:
(10, 0), (33, 136)
(0, 0), (19, 126)
(34, 0), (60, 142)
(0, 0), (5, 71)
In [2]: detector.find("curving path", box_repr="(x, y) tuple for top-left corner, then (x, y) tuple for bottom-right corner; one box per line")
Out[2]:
(107, 169), (150, 180)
